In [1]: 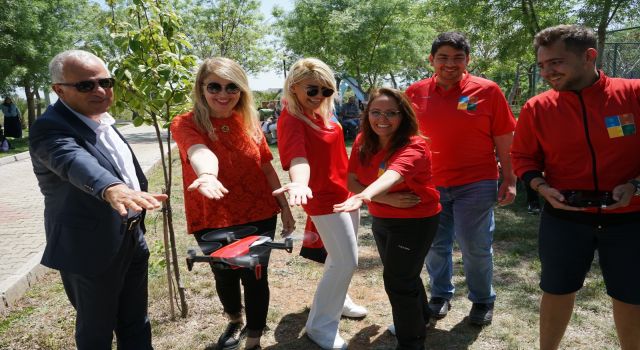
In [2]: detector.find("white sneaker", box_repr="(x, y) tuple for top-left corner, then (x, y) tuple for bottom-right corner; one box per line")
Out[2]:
(342, 294), (368, 318)
(306, 331), (347, 349)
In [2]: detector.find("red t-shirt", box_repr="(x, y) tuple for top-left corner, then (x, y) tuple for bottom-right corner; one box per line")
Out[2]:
(348, 135), (441, 218)
(171, 111), (280, 233)
(405, 73), (516, 187)
(277, 108), (350, 215)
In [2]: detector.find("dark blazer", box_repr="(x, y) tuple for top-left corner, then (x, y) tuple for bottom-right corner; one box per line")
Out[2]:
(29, 101), (148, 275)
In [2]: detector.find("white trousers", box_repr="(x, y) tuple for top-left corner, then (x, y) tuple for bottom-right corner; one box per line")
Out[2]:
(305, 210), (360, 342)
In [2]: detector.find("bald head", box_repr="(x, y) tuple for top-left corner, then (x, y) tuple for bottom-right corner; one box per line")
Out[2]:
(49, 50), (108, 84)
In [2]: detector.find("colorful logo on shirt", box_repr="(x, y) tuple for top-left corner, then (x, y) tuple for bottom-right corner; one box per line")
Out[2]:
(378, 161), (386, 178)
(605, 114), (636, 138)
(457, 96), (478, 111)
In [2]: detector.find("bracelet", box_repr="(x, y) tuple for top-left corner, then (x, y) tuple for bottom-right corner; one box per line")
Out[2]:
(198, 172), (217, 178)
(534, 182), (548, 192)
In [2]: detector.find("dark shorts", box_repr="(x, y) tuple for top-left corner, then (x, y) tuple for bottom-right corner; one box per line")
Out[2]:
(538, 209), (640, 304)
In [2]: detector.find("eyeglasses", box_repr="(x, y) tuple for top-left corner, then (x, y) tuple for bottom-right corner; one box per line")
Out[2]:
(369, 110), (401, 119)
(204, 82), (241, 95)
(55, 78), (115, 93)
(306, 86), (334, 98)
(433, 56), (467, 64)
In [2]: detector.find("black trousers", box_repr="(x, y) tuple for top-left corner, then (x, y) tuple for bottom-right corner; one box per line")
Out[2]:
(372, 215), (439, 350)
(60, 224), (152, 350)
(194, 216), (277, 336)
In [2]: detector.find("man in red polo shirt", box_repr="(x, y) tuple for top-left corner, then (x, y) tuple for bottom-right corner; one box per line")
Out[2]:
(511, 24), (640, 350)
(406, 31), (517, 326)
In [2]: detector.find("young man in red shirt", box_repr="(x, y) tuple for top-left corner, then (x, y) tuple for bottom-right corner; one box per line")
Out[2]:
(406, 31), (517, 326)
(511, 24), (640, 350)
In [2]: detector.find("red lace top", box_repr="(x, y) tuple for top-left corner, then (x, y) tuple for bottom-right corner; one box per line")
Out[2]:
(171, 111), (280, 233)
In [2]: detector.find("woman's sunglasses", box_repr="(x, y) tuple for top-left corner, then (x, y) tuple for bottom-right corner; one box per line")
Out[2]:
(306, 86), (334, 98)
(204, 82), (241, 95)
(55, 78), (116, 93)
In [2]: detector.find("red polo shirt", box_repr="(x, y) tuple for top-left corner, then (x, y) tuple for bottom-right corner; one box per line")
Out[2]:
(348, 135), (441, 218)
(277, 108), (350, 215)
(406, 73), (516, 187)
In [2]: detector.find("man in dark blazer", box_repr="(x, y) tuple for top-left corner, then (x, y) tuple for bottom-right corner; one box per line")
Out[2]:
(29, 50), (166, 350)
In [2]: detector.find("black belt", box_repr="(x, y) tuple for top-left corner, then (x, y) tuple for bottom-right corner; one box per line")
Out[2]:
(125, 215), (142, 231)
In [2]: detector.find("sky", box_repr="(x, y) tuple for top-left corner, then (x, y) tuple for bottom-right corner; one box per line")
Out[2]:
(248, 0), (293, 91)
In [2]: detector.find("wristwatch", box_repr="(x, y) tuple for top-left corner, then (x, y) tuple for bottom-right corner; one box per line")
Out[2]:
(629, 179), (640, 196)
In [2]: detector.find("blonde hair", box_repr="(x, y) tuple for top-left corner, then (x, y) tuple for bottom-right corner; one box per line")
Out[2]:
(192, 57), (261, 142)
(283, 58), (336, 129)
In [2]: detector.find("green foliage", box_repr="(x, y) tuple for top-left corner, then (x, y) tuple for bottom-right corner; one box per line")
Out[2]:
(175, 0), (275, 74)
(0, 0), (99, 90)
(107, 0), (198, 124)
(276, 0), (434, 90)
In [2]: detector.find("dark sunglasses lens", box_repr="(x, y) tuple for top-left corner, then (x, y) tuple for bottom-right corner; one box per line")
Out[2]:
(207, 83), (222, 94)
(97, 78), (115, 89)
(321, 88), (334, 97)
(75, 81), (96, 92)
(226, 83), (241, 94)
(306, 88), (319, 97)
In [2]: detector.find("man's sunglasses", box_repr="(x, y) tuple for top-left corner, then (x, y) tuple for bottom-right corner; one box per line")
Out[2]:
(306, 86), (334, 98)
(204, 82), (241, 95)
(55, 78), (116, 93)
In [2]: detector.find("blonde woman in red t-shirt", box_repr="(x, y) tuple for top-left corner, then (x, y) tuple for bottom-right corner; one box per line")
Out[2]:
(273, 58), (365, 350)
(334, 88), (442, 350)
(171, 57), (295, 350)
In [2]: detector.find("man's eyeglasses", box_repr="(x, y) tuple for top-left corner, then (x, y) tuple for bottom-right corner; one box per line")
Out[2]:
(55, 78), (116, 93)
(369, 110), (401, 119)
(204, 82), (241, 95)
(433, 56), (467, 64)
(306, 86), (334, 98)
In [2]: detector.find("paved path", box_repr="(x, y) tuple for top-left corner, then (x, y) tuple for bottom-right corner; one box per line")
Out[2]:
(0, 123), (172, 312)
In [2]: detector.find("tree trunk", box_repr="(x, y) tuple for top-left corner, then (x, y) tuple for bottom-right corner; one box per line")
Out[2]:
(595, 0), (613, 69)
(23, 82), (36, 128)
(508, 67), (521, 105)
(35, 88), (42, 117)
(389, 72), (398, 89)
(151, 111), (188, 318)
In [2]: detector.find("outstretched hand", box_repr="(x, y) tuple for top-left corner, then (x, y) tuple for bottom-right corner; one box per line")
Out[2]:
(272, 182), (313, 206)
(104, 183), (167, 216)
(333, 193), (369, 212)
(187, 174), (229, 200)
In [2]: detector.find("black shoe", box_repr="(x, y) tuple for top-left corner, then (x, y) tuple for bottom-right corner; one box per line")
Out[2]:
(469, 302), (494, 326)
(428, 297), (451, 320)
(527, 202), (541, 215)
(217, 322), (246, 350)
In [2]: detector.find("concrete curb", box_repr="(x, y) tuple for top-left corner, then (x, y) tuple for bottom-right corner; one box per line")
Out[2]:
(0, 254), (51, 312)
(0, 151), (30, 166)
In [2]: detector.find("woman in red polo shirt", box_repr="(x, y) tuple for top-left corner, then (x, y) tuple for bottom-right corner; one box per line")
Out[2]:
(171, 57), (294, 350)
(334, 88), (441, 350)
(273, 58), (365, 350)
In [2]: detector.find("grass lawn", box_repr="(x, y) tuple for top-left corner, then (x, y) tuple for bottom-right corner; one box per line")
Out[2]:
(0, 147), (620, 350)
(0, 133), (28, 157)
